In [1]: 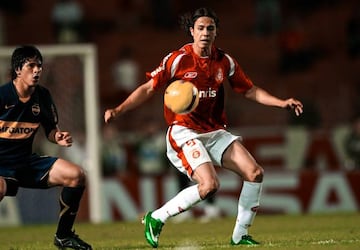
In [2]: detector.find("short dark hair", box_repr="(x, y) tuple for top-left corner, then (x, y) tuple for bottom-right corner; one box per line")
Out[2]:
(11, 45), (43, 80)
(179, 7), (219, 36)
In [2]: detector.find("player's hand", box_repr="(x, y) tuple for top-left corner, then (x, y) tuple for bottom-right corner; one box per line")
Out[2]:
(285, 98), (303, 116)
(55, 131), (73, 147)
(104, 109), (117, 123)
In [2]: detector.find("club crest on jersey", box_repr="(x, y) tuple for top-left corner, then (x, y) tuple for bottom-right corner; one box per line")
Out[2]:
(183, 72), (197, 78)
(32, 104), (40, 116)
(191, 149), (201, 159)
(215, 68), (224, 83)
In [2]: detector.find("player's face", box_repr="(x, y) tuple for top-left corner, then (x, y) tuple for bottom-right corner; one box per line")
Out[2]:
(190, 16), (217, 54)
(16, 57), (42, 87)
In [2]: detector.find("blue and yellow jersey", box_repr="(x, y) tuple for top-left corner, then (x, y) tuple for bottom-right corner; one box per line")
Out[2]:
(0, 82), (58, 165)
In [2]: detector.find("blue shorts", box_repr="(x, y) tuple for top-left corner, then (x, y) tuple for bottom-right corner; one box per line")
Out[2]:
(0, 153), (58, 189)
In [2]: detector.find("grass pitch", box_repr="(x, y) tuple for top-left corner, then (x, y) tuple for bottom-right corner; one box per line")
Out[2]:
(0, 213), (359, 250)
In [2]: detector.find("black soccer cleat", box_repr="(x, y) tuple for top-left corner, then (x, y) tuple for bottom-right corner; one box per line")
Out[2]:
(54, 231), (92, 250)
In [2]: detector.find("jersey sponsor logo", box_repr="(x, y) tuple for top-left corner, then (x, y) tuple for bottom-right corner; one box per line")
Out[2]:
(0, 120), (39, 139)
(32, 104), (40, 116)
(183, 72), (197, 78)
(199, 87), (217, 98)
(4, 104), (15, 109)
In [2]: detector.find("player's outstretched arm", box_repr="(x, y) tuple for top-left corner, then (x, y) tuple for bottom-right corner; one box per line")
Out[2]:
(245, 85), (303, 116)
(104, 80), (155, 123)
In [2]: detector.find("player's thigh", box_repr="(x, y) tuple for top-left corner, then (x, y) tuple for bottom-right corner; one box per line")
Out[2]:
(222, 140), (263, 181)
(167, 136), (212, 177)
(48, 158), (86, 187)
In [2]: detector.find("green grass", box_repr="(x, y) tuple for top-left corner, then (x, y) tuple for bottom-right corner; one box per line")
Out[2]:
(0, 213), (359, 249)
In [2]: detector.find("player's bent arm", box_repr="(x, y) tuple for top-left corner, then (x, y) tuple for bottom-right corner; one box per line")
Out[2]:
(48, 129), (59, 144)
(104, 79), (155, 123)
(244, 85), (303, 116)
(48, 128), (73, 147)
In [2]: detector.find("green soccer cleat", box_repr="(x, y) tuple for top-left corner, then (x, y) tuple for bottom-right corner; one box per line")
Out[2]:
(142, 211), (164, 248)
(230, 235), (260, 245)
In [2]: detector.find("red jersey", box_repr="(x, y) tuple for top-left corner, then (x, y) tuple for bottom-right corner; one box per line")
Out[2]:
(148, 43), (253, 133)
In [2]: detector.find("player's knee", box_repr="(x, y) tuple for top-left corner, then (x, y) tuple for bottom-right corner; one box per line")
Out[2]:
(76, 168), (87, 186)
(245, 165), (264, 182)
(69, 167), (87, 187)
(199, 178), (220, 200)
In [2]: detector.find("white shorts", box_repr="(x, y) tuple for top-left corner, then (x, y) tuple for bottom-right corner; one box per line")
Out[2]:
(166, 125), (240, 178)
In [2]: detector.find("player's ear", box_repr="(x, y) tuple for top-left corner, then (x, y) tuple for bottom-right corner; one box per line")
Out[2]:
(190, 27), (194, 37)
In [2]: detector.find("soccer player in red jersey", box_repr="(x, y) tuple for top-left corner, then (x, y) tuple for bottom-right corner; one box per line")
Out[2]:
(104, 7), (303, 247)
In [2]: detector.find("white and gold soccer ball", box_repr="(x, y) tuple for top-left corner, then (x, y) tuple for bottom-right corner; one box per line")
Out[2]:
(164, 80), (199, 114)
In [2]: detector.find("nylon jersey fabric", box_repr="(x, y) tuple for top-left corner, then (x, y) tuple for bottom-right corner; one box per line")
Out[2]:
(0, 82), (58, 165)
(148, 43), (254, 132)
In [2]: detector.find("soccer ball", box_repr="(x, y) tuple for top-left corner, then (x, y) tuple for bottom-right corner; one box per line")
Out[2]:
(164, 80), (199, 114)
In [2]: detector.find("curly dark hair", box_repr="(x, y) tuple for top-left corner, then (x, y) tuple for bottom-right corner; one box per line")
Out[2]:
(179, 7), (219, 37)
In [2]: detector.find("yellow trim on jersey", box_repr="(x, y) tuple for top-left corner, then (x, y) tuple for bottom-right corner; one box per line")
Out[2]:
(0, 120), (40, 139)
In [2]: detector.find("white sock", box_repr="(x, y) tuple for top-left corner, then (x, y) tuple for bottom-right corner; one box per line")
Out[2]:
(152, 184), (202, 223)
(231, 181), (262, 243)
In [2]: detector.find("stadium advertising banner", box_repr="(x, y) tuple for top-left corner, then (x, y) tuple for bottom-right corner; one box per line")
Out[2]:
(0, 126), (359, 225)
(79, 125), (360, 222)
(89, 127), (360, 221)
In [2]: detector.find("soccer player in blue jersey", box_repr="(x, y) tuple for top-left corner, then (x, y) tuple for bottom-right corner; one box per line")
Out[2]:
(0, 45), (92, 250)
